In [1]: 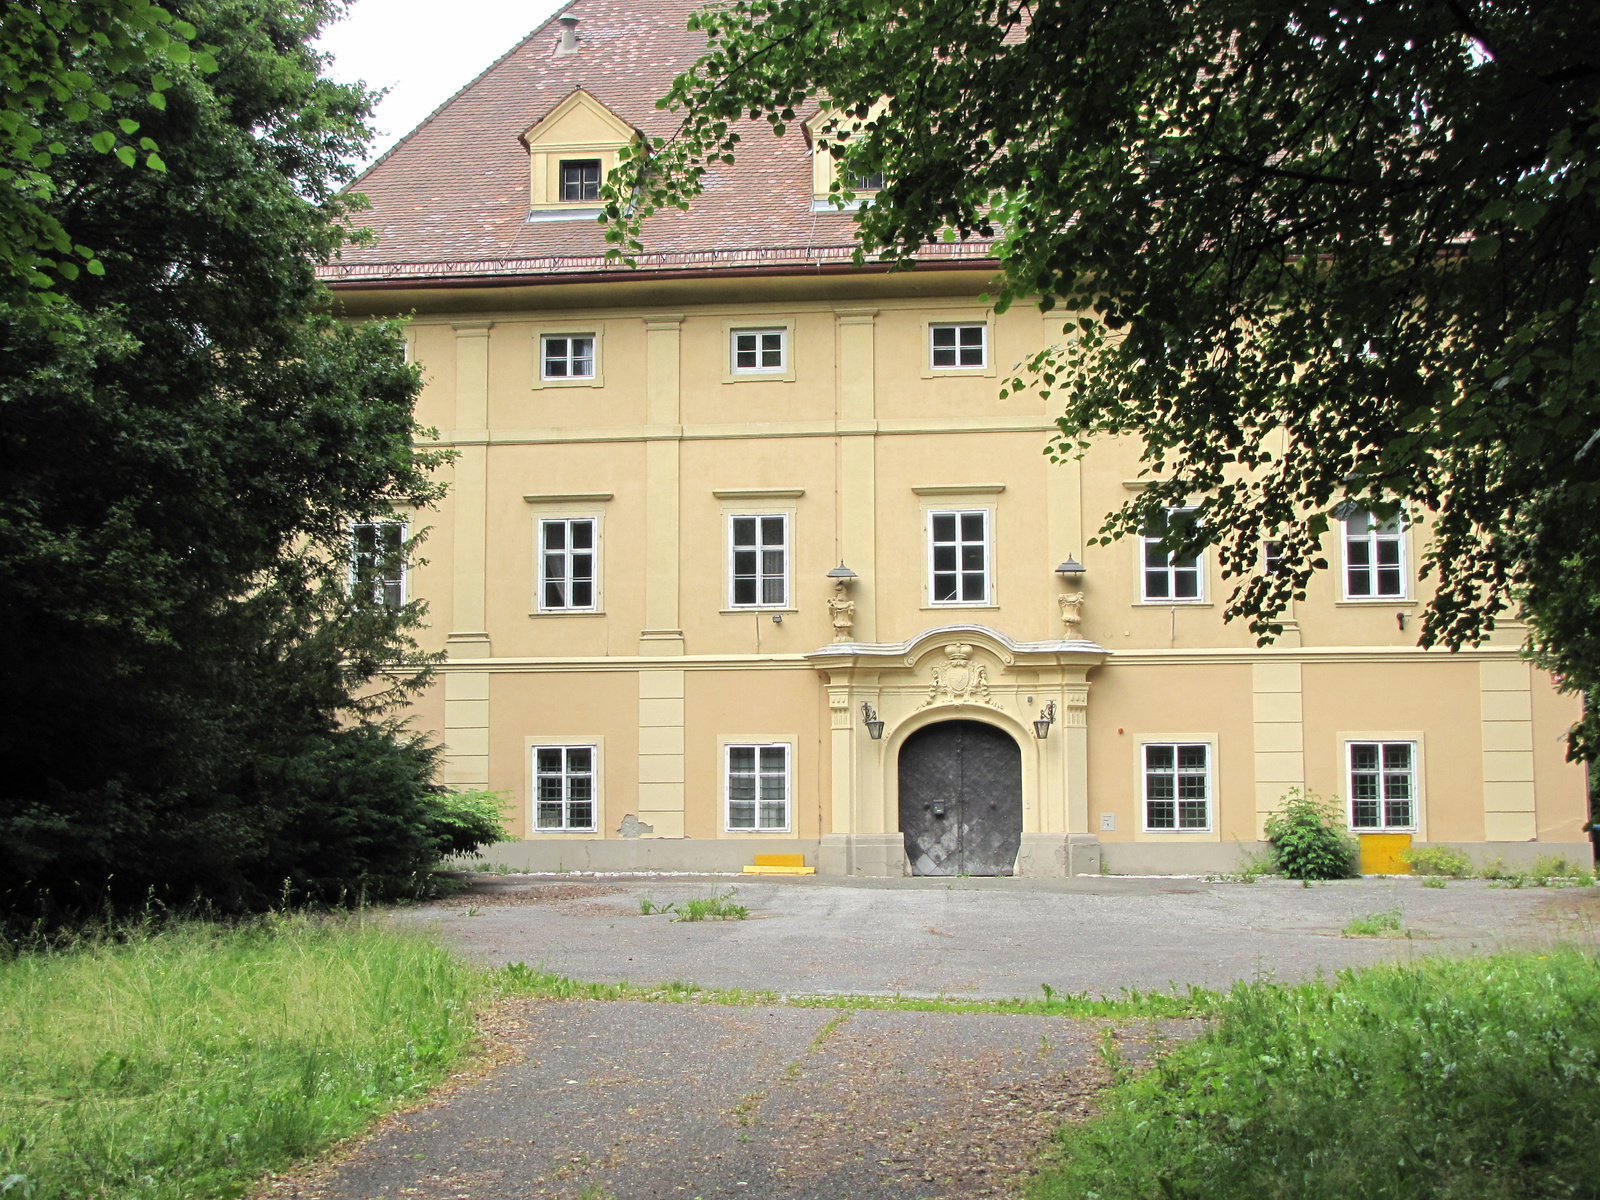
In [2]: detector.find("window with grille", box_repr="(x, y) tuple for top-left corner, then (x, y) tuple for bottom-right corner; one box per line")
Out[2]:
(350, 520), (405, 608)
(541, 334), (595, 379)
(1142, 508), (1202, 601)
(539, 517), (597, 611)
(1264, 540), (1286, 576)
(726, 743), (789, 830)
(533, 745), (596, 831)
(929, 323), (986, 368)
(730, 514), (787, 607)
(559, 159), (601, 201)
(1348, 741), (1416, 830)
(1343, 510), (1406, 598)
(845, 170), (884, 190)
(731, 328), (786, 373)
(929, 509), (989, 604)
(1144, 743), (1211, 830)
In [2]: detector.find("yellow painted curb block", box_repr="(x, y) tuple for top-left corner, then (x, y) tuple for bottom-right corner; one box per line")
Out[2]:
(741, 865), (816, 875)
(754, 854), (806, 867)
(1359, 832), (1412, 875)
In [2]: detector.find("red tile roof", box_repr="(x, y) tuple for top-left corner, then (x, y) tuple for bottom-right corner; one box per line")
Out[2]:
(319, 0), (994, 286)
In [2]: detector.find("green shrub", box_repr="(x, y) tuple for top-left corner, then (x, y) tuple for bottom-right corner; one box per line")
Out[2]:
(1264, 790), (1358, 880)
(427, 789), (514, 861)
(1403, 844), (1474, 877)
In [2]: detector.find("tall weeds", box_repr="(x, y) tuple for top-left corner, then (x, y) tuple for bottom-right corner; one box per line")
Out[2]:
(1029, 951), (1600, 1200)
(0, 914), (484, 1200)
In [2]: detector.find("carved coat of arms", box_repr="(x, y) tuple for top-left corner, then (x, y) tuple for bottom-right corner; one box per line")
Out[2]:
(923, 643), (997, 708)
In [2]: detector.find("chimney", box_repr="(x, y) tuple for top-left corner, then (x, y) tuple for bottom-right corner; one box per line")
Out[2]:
(557, 14), (580, 55)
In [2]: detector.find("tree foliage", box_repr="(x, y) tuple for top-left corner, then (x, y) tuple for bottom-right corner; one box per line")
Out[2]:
(0, 0), (488, 923)
(607, 0), (1600, 755)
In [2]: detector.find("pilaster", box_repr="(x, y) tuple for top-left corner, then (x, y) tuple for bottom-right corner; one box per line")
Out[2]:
(1252, 661), (1304, 834)
(637, 668), (686, 837)
(440, 670), (490, 790)
(447, 320), (492, 659)
(1479, 659), (1536, 841)
(836, 308), (877, 641)
(641, 314), (685, 654)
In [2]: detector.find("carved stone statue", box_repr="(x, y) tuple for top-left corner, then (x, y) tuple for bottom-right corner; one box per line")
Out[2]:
(827, 581), (855, 642)
(923, 642), (996, 708)
(1058, 590), (1086, 632)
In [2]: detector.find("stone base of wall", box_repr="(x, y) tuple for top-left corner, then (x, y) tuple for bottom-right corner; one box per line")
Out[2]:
(1101, 839), (1593, 876)
(1016, 833), (1102, 878)
(818, 833), (910, 877)
(1411, 841), (1593, 870)
(469, 838), (821, 874)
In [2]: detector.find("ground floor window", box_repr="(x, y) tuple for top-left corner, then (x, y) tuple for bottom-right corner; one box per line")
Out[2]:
(533, 745), (596, 831)
(726, 743), (789, 831)
(1347, 741), (1416, 830)
(1143, 743), (1211, 830)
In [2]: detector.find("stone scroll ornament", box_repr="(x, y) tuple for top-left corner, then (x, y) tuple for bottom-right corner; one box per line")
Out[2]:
(922, 643), (999, 709)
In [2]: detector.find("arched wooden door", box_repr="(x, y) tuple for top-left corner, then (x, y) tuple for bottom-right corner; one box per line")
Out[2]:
(897, 720), (1023, 876)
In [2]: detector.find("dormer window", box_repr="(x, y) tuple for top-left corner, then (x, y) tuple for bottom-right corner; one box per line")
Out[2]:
(560, 159), (601, 202)
(845, 171), (884, 192)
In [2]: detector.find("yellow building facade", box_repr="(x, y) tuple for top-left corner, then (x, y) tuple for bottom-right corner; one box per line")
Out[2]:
(325, 0), (1588, 875)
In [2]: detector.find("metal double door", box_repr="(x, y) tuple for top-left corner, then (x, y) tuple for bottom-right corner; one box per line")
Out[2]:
(898, 720), (1023, 876)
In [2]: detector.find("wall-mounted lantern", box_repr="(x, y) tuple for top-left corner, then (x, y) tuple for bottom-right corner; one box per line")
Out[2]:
(861, 701), (884, 740)
(1055, 556), (1086, 581)
(827, 562), (859, 582)
(1034, 700), (1057, 739)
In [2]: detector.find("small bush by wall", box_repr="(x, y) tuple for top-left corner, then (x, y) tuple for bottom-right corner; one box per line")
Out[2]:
(1264, 790), (1359, 880)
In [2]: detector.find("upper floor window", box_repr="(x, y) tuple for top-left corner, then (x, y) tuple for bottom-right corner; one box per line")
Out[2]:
(731, 328), (787, 374)
(1264, 540), (1286, 577)
(559, 158), (601, 201)
(1343, 509), (1406, 599)
(929, 509), (990, 605)
(542, 334), (595, 380)
(1143, 742), (1211, 830)
(350, 520), (405, 608)
(534, 745), (597, 831)
(845, 170), (884, 191)
(1142, 508), (1202, 602)
(930, 323), (986, 369)
(1347, 741), (1416, 830)
(726, 743), (790, 831)
(730, 514), (788, 607)
(539, 517), (597, 611)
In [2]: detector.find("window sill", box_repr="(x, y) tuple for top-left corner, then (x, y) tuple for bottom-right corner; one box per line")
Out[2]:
(921, 603), (999, 612)
(1350, 828), (1418, 835)
(721, 607), (797, 615)
(529, 829), (601, 836)
(526, 207), (602, 223)
(724, 828), (794, 835)
(1135, 600), (1213, 608)
(531, 375), (604, 390)
(721, 370), (797, 384)
(1335, 599), (1417, 608)
(529, 609), (605, 617)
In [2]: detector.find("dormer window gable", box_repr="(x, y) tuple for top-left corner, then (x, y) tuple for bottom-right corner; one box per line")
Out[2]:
(804, 100), (889, 212)
(520, 89), (640, 218)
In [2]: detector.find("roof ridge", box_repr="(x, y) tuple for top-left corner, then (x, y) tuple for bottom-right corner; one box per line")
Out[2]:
(347, 2), (577, 189)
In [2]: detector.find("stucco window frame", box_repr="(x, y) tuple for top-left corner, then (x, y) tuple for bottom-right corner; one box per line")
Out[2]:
(921, 315), (995, 378)
(348, 518), (408, 609)
(724, 507), (794, 612)
(526, 738), (604, 835)
(1136, 506), (1208, 606)
(722, 317), (797, 384)
(720, 737), (795, 834)
(530, 324), (605, 390)
(923, 504), (996, 610)
(524, 494), (610, 617)
(1339, 508), (1411, 603)
(1339, 731), (1427, 836)
(1136, 735), (1218, 836)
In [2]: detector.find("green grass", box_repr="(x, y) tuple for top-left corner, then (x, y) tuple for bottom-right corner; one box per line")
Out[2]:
(674, 888), (749, 921)
(1342, 906), (1405, 936)
(494, 962), (1221, 1019)
(1027, 951), (1600, 1200)
(0, 914), (485, 1200)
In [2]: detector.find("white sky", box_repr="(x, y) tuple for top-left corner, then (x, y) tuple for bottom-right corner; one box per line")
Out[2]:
(315, 0), (571, 166)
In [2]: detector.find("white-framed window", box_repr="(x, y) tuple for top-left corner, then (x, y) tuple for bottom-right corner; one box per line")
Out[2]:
(729, 514), (788, 608)
(730, 328), (787, 374)
(1347, 741), (1416, 830)
(1143, 743), (1211, 830)
(844, 170), (884, 191)
(538, 517), (597, 611)
(533, 745), (597, 831)
(929, 323), (987, 369)
(350, 520), (406, 608)
(1264, 540), (1286, 577)
(558, 158), (601, 202)
(928, 509), (990, 605)
(541, 333), (595, 380)
(726, 743), (790, 831)
(1343, 510), (1406, 599)
(1142, 508), (1203, 602)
